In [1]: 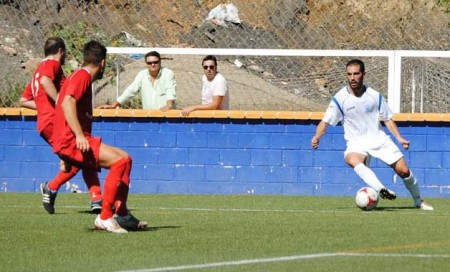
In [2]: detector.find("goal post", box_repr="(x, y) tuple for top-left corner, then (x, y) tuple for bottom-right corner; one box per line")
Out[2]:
(394, 50), (450, 113)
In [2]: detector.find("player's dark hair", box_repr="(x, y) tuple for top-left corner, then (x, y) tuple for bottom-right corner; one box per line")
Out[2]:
(202, 55), (217, 66)
(82, 40), (107, 66)
(44, 37), (66, 56)
(346, 59), (365, 73)
(144, 51), (161, 61)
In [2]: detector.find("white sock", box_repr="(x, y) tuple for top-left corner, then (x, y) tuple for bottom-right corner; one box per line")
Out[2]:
(402, 171), (421, 206)
(353, 163), (385, 191)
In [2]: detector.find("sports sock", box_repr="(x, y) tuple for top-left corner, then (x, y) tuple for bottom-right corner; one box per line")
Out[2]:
(114, 183), (129, 217)
(47, 165), (79, 192)
(115, 157), (132, 216)
(82, 169), (102, 202)
(353, 163), (385, 191)
(100, 157), (128, 220)
(402, 171), (421, 206)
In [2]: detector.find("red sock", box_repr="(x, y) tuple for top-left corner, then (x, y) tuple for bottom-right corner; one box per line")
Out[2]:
(82, 169), (102, 202)
(47, 166), (79, 191)
(115, 157), (132, 216)
(114, 183), (129, 217)
(100, 158), (128, 220)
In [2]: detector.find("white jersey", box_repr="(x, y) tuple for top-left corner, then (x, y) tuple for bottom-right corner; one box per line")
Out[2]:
(322, 85), (393, 143)
(201, 72), (229, 110)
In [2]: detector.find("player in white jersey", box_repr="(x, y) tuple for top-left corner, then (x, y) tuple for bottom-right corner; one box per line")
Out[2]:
(311, 59), (433, 210)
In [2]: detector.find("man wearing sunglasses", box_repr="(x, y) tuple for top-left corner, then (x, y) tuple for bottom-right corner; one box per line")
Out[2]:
(99, 51), (176, 110)
(181, 55), (229, 116)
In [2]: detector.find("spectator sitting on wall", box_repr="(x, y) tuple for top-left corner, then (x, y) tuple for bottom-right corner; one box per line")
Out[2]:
(98, 51), (176, 111)
(181, 55), (229, 116)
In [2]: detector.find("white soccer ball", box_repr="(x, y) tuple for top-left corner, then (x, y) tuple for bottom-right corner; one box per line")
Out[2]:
(355, 187), (379, 211)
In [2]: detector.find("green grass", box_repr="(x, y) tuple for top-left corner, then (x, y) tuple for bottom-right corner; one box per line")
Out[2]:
(0, 193), (449, 272)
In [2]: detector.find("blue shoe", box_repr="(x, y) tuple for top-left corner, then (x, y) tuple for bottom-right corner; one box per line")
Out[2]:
(40, 182), (57, 214)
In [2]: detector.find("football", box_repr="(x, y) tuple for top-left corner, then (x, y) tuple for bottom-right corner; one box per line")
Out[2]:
(355, 187), (379, 211)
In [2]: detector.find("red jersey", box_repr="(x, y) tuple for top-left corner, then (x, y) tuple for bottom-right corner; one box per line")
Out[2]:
(21, 83), (33, 101)
(21, 59), (65, 133)
(52, 68), (93, 153)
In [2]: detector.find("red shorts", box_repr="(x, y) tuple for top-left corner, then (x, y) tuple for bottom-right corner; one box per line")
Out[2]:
(39, 123), (54, 146)
(56, 135), (102, 171)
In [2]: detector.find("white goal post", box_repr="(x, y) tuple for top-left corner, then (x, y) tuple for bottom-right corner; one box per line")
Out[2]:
(106, 47), (450, 113)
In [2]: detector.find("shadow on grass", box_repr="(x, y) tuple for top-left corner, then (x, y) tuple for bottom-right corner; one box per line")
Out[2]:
(145, 225), (181, 232)
(79, 210), (101, 214)
(375, 206), (417, 211)
(78, 207), (135, 215)
(88, 225), (181, 233)
(78, 208), (147, 215)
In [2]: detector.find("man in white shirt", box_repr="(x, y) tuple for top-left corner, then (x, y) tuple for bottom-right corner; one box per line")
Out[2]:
(181, 55), (229, 116)
(99, 51), (176, 110)
(311, 59), (433, 210)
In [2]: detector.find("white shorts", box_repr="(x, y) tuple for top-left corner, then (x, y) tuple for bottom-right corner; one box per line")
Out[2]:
(344, 136), (403, 165)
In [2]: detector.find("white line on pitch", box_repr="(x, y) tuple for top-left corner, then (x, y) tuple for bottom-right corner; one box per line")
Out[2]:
(118, 252), (450, 272)
(0, 205), (355, 213)
(153, 207), (443, 216)
(0, 204), (85, 209)
(155, 207), (348, 213)
(0, 205), (445, 216)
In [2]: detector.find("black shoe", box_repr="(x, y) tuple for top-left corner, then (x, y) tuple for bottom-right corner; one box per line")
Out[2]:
(40, 182), (57, 214)
(115, 213), (148, 231)
(380, 188), (397, 200)
(90, 200), (102, 214)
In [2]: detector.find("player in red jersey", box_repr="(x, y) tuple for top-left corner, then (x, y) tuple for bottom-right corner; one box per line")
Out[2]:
(19, 37), (102, 214)
(52, 40), (147, 233)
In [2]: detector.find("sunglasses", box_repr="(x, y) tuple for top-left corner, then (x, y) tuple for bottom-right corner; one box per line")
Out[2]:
(146, 61), (160, 65)
(203, 65), (215, 70)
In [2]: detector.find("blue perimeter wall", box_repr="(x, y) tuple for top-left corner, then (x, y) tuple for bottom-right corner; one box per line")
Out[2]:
(0, 115), (449, 198)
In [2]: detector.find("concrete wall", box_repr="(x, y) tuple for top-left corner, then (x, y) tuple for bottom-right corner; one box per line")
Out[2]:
(0, 110), (449, 198)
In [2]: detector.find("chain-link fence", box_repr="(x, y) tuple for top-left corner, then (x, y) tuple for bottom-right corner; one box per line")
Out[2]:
(401, 57), (450, 113)
(93, 52), (390, 111)
(1, 0), (450, 112)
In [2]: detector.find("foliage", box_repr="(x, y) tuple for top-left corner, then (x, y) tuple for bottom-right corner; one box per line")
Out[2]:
(0, 21), (129, 109)
(437, 0), (450, 28)
(0, 22), (130, 109)
(438, 0), (450, 13)
(0, 74), (28, 107)
(46, 21), (127, 78)
(122, 96), (143, 109)
(0, 22), (128, 108)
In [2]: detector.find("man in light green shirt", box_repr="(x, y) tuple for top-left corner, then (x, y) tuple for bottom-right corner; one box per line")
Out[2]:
(100, 51), (176, 110)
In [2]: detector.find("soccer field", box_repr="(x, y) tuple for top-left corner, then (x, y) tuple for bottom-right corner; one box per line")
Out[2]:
(0, 193), (449, 272)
